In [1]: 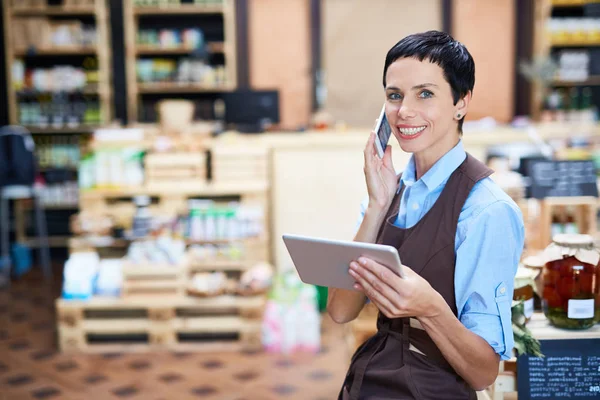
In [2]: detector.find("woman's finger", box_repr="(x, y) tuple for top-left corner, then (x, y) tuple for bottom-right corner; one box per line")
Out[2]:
(351, 261), (398, 299)
(350, 264), (397, 312)
(355, 283), (396, 317)
(364, 131), (377, 166)
(382, 144), (394, 170)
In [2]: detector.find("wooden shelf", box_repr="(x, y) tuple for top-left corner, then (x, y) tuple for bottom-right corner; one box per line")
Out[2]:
(551, 0), (600, 6)
(38, 166), (79, 172)
(17, 84), (100, 95)
(133, 5), (224, 15)
(552, 76), (600, 86)
(125, 0), (237, 122)
(136, 46), (195, 55)
(550, 40), (600, 47)
(14, 47), (97, 56)
(25, 126), (99, 134)
(208, 42), (225, 53)
(39, 204), (79, 210)
(135, 42), (224, 55)
(137, 82), (233, 93)
(56, 294), (265, 309)
(24, 235), (70, 248)
(80, 181), (269, 199)
(11, 6), (96, 16)
(189, 260), (248, 271)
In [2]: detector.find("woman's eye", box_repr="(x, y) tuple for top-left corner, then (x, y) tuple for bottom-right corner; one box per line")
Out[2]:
(419, 90), (433, 99)
(388, 93), (402, 100)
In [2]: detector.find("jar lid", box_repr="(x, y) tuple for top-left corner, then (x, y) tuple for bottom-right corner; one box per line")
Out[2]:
(552, 233), (594, 248)
(544, 234), (600, 266)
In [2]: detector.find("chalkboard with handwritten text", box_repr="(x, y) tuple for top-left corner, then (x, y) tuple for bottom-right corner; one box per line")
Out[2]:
(522, 159), (598, 199)
(517, 339), (600, 399)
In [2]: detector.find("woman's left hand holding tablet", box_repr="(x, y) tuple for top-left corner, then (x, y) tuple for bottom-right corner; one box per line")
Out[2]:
(348, 258), (443, 319)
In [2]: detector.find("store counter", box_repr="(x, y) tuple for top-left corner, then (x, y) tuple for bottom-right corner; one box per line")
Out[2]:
(242, 122), (600, 270)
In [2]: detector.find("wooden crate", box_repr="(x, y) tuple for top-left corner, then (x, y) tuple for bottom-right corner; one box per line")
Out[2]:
(121, 263), (187, 298)
(79, 182), (268, 216)
(56, 295), (265, 353)
(535, 196), (598, 249)
(211, 146), (269, 184)
(144, 152), (207, 190)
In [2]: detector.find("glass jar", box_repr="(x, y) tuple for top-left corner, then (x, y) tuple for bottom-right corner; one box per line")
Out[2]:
(596, 258), (600, 324)
(514, 266), (538, 325)
(542, 234), (599, 330)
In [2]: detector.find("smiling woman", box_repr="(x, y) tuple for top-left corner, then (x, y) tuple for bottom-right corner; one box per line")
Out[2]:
(327, 31), (525, 399)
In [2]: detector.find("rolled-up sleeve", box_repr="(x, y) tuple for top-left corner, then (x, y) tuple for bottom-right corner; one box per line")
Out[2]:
(455, 200), (525, 360)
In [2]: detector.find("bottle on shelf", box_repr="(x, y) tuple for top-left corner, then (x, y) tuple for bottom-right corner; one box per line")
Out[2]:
(579, 87), (597, 123)
(568, 87), (580, 122)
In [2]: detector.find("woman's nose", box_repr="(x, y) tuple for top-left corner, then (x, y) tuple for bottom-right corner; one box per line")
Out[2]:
(397, 102), (416, 119)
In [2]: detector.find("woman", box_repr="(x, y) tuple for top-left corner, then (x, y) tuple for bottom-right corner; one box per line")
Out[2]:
(328, 31), (525, 399)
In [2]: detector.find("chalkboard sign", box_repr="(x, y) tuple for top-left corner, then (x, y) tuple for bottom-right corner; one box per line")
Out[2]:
(522, 159), (598, 199)
(517, 339), (600, 399)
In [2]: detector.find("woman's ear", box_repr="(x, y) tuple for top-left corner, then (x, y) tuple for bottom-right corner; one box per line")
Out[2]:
(455, 91), (472, 120)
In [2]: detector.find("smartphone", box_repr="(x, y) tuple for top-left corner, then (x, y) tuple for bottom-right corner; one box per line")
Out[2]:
(373, 104), (392, 158)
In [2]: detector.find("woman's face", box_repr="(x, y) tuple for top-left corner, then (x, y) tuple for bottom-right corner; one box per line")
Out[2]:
(384, 57), (467, 156)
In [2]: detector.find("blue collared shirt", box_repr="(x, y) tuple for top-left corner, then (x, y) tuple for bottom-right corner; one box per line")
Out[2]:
(356, 140), (524, 360)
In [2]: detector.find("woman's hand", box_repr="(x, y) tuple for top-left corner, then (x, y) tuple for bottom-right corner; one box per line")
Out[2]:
(348, 257), (444, 319)
(364, 130), (398, 211)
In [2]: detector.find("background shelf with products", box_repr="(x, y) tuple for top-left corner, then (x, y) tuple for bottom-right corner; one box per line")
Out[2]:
(532, 0), (600, 121)
(124, 0), (237, 123)
(3, 0), (114, 129)
(2, 0), (114, 248)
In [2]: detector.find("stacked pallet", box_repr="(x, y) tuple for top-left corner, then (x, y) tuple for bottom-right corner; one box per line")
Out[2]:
(211, 146), (269, 184)
(67, 157), (272, 353)
(121, 262), (187, 298)
(144, 151), (207, 191)
(56, 295), (265, 353)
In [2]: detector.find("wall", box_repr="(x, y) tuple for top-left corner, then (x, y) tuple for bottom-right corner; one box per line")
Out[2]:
(452, 0), (516, 124)
(248, 0), (312, 130)
(322, 0), (443, 128)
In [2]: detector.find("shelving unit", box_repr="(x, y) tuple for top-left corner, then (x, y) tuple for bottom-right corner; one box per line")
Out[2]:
(2, 0), (114, 127)
(531, 0), (600, 120)
(123, 0), (237, 122)
(2, 0), (114, 248)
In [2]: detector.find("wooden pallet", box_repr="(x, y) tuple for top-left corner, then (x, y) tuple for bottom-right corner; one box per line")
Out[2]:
(144, 151), (207, 190)
(211, 146), (269, 184)
(56, 295), (265, 353)
(121, 263), (187, 298)
(78, 181), (269, 227)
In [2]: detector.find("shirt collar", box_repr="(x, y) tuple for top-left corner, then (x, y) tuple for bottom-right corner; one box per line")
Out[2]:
(399, 140), (466, 193)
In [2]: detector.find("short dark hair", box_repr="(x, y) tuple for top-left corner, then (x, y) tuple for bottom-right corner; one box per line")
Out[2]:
(383, 30), (475, 133)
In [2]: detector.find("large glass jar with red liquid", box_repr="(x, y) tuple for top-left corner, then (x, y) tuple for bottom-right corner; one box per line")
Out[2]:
(596, 258), (600, 324)
(542, 234), (599, 330)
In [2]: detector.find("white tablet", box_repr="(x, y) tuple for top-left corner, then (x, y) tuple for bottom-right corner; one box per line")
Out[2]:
(282, 233), (404, 291)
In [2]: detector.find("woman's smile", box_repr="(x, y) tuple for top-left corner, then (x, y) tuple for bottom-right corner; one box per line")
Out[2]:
(396, 124), (427, 140)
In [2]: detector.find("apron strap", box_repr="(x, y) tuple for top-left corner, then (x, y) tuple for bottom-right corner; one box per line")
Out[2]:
(347, 335), (387, 400)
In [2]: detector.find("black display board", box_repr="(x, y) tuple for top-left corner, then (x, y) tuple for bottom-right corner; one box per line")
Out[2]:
(522, 159), (598, 199)
(517, 339), (600, 399)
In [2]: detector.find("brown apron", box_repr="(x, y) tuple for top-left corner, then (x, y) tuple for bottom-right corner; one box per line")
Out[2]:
(339, 154), (493, 400)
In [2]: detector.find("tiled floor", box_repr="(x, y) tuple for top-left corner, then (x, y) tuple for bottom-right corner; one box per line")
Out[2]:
(0, 269), (352, 400)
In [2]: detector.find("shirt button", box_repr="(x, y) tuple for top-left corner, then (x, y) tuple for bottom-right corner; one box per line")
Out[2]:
(412, 203), (419, 210)
(500, 287), (506, 294)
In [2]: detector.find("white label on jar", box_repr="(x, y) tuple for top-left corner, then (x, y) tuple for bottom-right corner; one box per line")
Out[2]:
(524, 298), (534, 319)
(567, 299), (594, 319)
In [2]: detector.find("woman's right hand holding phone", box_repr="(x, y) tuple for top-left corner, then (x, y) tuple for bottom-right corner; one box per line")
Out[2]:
(364, 130), (398, 213)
